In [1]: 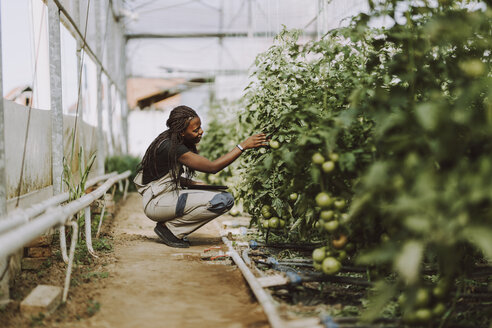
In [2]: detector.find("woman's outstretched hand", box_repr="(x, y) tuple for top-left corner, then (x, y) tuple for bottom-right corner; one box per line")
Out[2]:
(240, 133), (269, 150)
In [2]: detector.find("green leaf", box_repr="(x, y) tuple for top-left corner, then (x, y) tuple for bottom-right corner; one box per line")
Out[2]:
(356, 243), (398, 266)
(360, 281), (396, 322)
(415, 103), (441, 131)
(394, 240), (424, 285)
(462, 226), (492, 259)
(403, 216), (431, 234)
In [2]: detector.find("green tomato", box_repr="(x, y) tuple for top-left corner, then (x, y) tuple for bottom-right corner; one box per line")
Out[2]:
(261, 205), (273, 219)
(279, 219), (286, 228)
(324, 220), (339, 233)
(321, 257), (341, 275)
(337, 250), (347, 261)
(312, 248), (326, 263)
(312, 153), (325, 165)
(269, 217), (280, 229)
(269, 140), (280, 149)
(432, 302), (446, 317)
(397, 293), (407, 306)
(322, 161), (335, 173)
(313, 262), (322, 271)
(345, 243), (355, 252)
(334, 199), (346, 210)
(339, 213), (350, 224)
(315, 192), (332, 208)
(433, 279), (450, 299)
(289, 193), (298, 201)
(415, 288), (430, 308)
(320, 210), (334, 222)
(459, 59), (485, 77)
(261, 220), (270, 229)
(329, 153), (339, 162)
(414, 308), (432, 323)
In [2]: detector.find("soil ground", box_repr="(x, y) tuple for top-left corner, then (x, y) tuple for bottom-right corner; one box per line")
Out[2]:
(0, 192), (269, 328)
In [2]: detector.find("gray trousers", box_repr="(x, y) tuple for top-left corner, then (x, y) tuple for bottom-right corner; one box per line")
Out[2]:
(144, 189), (234, 239)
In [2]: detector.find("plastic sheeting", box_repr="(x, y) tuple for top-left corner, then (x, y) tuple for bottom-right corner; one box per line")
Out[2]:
(124, 0), (368, 80)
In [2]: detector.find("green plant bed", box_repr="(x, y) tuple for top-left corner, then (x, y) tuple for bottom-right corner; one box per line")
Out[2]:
(104, 155), (140, 192)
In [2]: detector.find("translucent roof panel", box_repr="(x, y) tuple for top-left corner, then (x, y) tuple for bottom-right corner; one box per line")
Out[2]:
(123, 0), (369, 100)
(127, 37), (281, 77)
(123, 0), (319, 36)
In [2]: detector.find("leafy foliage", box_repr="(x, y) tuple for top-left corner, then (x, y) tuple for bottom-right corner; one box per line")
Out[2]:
(201, 0), (492, 325)
(105, 154), (141, 191)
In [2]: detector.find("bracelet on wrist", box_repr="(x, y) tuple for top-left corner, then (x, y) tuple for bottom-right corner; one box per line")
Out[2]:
(236, 144), (244, 152)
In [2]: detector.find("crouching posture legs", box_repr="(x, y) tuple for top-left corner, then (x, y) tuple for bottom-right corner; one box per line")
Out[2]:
(145, 190), (234, 247)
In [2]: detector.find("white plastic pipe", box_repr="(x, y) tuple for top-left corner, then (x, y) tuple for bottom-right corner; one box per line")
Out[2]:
(221, 235), (285, 328)
(59, 225), (69, 263)
(0, 171), (130, 259)
(62, 221), (78, 302)
(95, 197), (106, 239)
(0, 172), (117, 234)
(123, 178), (129, 200)
(84, 206), (97, 257)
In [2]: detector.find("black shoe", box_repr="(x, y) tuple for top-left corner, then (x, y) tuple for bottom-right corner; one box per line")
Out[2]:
(154, 223), (190, 248)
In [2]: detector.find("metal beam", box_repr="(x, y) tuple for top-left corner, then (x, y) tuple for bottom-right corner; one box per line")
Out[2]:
(0, 0), (9, 305)
(48, 0), (64, 195)
(96, 0), (105, 175)
(120, 34), (129, 154)
(125, 31), (319, 39)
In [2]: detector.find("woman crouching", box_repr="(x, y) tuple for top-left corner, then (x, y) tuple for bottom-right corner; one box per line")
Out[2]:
(134, 105), (267, 248)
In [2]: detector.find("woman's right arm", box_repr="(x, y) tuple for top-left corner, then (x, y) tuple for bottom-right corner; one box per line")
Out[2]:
(178, 133), (267, 174)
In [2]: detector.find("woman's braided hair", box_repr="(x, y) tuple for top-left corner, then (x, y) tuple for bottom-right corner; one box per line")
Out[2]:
(139, 105), (198, 190)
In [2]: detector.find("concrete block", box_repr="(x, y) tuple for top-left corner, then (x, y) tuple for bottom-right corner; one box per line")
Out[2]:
(20, 285), (62, 316)
(21, 257), (48, 270)
(26, 247), (52, 258)
(25, 235), (53, 248)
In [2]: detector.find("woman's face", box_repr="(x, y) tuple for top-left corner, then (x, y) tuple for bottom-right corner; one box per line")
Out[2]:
(182, 116), (203, 144)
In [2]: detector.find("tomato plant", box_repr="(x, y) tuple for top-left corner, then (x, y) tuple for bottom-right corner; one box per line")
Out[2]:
(199, 1), (492, 325)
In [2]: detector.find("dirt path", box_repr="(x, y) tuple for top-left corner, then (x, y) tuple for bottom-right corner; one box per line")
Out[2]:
(62, 192), (268, 328)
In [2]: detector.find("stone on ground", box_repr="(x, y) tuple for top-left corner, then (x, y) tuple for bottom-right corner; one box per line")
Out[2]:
(20, 285), (62, 316)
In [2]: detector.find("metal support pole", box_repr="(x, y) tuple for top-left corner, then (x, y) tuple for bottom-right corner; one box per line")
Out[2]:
(96, 69), (105, 175)
(48, 2), (64, 270)
(247, 0), (253, 38)
(119, 29), (128, 154)
(317, 0), (325, 39)
(48, 0), (64, 195)
(74, 0), (83, 126)
(0, 2), (10, 305)
(96, 0), (105, 175)
(107, 83), (115, 156)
